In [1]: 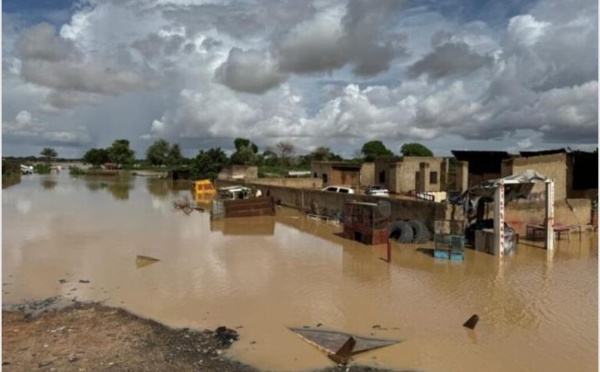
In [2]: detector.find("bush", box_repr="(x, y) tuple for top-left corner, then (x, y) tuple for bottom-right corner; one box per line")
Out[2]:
(34, 163), (51, 174)
(69, 166), (87, 176)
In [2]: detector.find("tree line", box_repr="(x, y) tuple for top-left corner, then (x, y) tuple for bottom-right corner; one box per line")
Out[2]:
(38, 139), (435, 179)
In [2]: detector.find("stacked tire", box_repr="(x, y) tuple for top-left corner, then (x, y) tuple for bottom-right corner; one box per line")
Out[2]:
(389, 220), (431, 244)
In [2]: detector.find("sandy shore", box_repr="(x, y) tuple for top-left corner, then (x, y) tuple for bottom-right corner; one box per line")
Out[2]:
(2, 298), (403, 372)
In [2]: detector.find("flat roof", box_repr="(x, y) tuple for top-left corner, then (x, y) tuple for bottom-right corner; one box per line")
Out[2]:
(519, 148), (567, 157)
(452, 150), (513, 174)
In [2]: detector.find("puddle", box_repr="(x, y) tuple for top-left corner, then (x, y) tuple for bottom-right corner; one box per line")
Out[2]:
(2, 174), (597, 372)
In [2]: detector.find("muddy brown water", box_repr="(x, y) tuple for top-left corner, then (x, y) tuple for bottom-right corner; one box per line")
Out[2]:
(3, 174), (597, 372)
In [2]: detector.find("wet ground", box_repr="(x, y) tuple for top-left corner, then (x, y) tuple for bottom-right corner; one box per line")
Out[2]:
(3, 174), (598, 372)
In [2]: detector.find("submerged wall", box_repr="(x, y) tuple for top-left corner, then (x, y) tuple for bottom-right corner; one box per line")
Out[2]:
(216, 179), (456, 230)
(216, 178), (591, 236)
(484, 199), (592, 236)
(248, 177), (323, 189)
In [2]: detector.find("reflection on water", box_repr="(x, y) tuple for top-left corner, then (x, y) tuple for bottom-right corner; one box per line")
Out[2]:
(2, 174), (598, 372)
(82, 177), (134, 200)
(2, 174), (21, 189)
(107, 182), (133, 200)
(210, 216), (275, 236)
(40, 177), (57, 190)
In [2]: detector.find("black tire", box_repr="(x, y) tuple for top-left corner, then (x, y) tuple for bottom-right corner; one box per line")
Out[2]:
(408, 220), (431, 244)
(388, 222), (403, 241)
(389, 221), (413, 244)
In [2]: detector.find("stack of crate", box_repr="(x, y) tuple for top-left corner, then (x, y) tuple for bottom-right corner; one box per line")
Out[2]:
(433, 234), (465, 260)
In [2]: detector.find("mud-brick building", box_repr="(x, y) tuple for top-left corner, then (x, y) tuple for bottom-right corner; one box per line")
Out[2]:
(311, 161), (374, 190)
(501, 150), (598, 201)
(374, 157), (450, 195)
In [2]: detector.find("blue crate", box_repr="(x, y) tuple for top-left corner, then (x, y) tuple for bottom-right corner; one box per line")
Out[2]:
(434, 234), (465, 252)
(433, 250), (464, 260)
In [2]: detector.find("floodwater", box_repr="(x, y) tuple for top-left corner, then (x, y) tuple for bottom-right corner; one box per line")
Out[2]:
(3, 174), (598, 372)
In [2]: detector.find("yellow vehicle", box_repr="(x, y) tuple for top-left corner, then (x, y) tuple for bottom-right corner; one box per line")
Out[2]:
(194, 179), (216, 195)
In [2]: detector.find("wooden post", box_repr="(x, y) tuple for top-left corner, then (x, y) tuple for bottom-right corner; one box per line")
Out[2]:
(380, 239), (392, 263)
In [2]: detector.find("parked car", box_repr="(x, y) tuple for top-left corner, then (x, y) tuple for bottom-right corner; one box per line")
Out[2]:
(322, 186), (355, 194)
(218, 185), (252, 200)
(365, 185), (389, 197)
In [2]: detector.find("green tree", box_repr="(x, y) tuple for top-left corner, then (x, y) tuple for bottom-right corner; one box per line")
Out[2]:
(231, 138), (258, 166)
(40, 148), (57, 163)
(310, 146), (342, 161)
(146, 139), (170, 166)
(233, 138), (258, 153)
(190, 148), (229, 180)
(298, 147), (343, 168)
(108, 139), (135, 167)
(261, 149), (279, 167)
(400, 143), (434, 157)
(361, 140), (393, 162)
(230, 145), (258, 165)
(266, 141), (296, 166)
(82, 148), (110, 167)
(167, 143), (183, 167)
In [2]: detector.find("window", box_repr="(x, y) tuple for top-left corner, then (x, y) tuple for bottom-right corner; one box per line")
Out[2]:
(379, 171), (386, 184)
(313, 173), (318, 178)
(430, 171), (438, 184)
(339, 188), (349, 193)
(323, 174), (328, 184)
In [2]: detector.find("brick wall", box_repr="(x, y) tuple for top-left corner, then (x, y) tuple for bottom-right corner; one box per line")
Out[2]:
(502, 153), (568, 200)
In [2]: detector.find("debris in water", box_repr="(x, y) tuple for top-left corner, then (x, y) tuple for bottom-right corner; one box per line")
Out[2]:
(213, 326), (239, 348)
(79, 280), (90, 284)
(290, 328), (400, 366)
(135, 255), (160, 269)
(328, 336), (356, 365)
(316, 323), (323, 327)
(58, 279), (67, 284)
(463, 314), (479, 330)
(173, 196), (204, 215)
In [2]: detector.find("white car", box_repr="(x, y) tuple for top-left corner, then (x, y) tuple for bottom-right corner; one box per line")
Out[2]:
(218, 185), (252, 200)
(365, 185), (389, 197)
(368, 189), (389, 197)
(322, 186), (355, 194)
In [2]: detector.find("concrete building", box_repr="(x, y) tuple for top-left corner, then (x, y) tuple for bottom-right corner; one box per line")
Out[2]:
(374, 157), (449, 195)
(311, 161), (374, 190)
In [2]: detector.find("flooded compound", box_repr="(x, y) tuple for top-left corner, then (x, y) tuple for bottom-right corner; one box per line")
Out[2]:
(3, 174), (597, 372)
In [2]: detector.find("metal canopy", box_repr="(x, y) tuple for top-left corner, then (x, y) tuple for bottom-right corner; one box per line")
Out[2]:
(479, 170), (555, 255)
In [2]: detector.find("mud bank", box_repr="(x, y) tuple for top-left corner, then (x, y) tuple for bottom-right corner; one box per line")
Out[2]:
(2, 299), (405, 372)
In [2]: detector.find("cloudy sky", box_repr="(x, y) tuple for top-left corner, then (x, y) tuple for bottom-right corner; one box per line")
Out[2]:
(2, 0), (598, 158)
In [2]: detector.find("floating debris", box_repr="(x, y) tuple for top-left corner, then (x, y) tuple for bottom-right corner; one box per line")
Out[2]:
(173, 196), (204, 215)
(290, 328), (400, 366)
(463, 314), (479, 330)
(135, 255), (161, 269)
